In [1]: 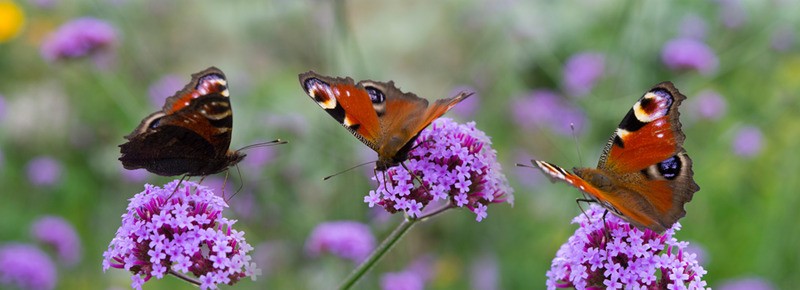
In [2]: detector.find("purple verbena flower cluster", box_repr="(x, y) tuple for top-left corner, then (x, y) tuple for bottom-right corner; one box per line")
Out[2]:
(40, 17), (118, 62)
(0, 243), (57, 290)
(364, 118), (513, 222)
(562, 51), (605, 97)
(546, 205), (708, 290)
(305, 221), (376, 263)
(661, 38), (719, 75)
(102, 180), (259, 290)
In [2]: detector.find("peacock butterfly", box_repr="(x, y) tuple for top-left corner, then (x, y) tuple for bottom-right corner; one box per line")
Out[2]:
(298, 71), (472, 170)
(119, 67), (247, 176)
(527, 82), (699, 233)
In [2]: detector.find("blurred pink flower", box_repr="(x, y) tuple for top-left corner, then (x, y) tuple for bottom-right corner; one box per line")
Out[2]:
(40, 17), (118, 62)
(31, 216), (82, 266)
(771, 26), (794, 52)
(380, 271), (424, 290)
(147, 74), (184, 107)
(119, 167), (148, 183)
(0, 243), (57, 290)
(661, 38), (719, 75)
(26, 156), (62, 187)
(691, 90), (727, 120)
(449, 85), (480, 119)
(717, 277), (775, 290)
(0, 94), (6, 121)
(511, 90), (586, 136)
(562, 52), (605, 97)
(679, 14), (708, 40)
(732, 125), (763, 158)
(470, 253), (499, 290)
(305, 221), (375, 263)
(717, 0), (746, 29)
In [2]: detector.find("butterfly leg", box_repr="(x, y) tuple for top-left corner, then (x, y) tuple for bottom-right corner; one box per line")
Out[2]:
(227, 164), (245, 202)
(401, 161), (431, 198)
(575, 198), (596, 223)
(168, 174), (190, 200)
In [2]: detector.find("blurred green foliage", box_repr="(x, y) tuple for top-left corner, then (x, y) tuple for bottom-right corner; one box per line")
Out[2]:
(1, 0), (798, 289)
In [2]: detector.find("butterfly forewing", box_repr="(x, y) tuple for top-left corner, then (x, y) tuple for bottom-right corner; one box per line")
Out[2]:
(599, 82), (687, 173)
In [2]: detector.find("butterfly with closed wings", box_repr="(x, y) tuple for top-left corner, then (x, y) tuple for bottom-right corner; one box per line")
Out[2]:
(526, 82), (700, 233)
(120, 67), (283, 177)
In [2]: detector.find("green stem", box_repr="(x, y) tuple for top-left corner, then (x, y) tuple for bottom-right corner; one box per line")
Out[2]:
(338, 216), (419, 290)
(169, 269), (200, 286)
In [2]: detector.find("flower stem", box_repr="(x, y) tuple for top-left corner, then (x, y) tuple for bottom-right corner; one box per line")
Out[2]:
(338, 216), (419, 290)
(169, 269), (201, 286)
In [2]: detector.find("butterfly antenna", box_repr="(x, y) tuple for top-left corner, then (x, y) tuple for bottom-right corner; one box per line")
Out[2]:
(323, 160), (377, 180)
(237, 139), (288, 152)
(570, 122), (584, 166)
(515, 161), (536, 168)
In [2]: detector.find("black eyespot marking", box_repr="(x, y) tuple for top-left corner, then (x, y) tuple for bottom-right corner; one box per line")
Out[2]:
(657, 155), (682, 180)
(148, 117), (162, 129)
(365, 86), (385, 104)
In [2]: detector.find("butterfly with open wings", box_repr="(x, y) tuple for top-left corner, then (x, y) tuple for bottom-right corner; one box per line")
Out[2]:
(298, 71), (471, 170)
(120, 67), (257, 176)
(528, 82), (700, 233)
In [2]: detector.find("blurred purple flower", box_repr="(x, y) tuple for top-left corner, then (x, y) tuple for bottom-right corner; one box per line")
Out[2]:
(26, 156), (62, 187)
(305, 221), (375, 263)
(717, 277), (775, 290)
(240, 145), (277, 173)
(0, 94), (6, 121)
(120, 168), (149, 183)
(102, 180), (259, 290)
(31, 216), (82, 266)
(732, 126), (763, 157)
(449, 85), (480, 119)
(470, 253), (499, 290)
(40, 17), (118, 62)
(771, 26), (794, 52)
(253, 242), (286, 278)
(691, 90), (727, 120)
(29, 0), (57, 9)
(545, 205), (708, 289)
(661, 38), (719, 75)
(366, 118), (513, 222)
(511, 90), (586, 136)
(148, 74), (184, 107)
(679, 14), (708, 40)
(0, 243), (57, 290)
(685, 242), (708, 266)
(380, 271), (425, 290)
(562, 52), (605, 97)
(717, 0), (746, 29)
(513, 150), (545, 189)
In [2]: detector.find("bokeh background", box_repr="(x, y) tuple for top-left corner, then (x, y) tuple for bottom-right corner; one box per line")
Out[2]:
(1, 0), (798, 289)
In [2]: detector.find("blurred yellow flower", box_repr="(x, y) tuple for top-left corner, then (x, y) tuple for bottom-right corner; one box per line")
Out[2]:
(0, 0), (25, 42)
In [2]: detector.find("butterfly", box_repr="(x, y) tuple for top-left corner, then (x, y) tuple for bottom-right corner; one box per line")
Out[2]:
(299, 71), (471, 170)
(119, 67), (248, 176)
(528, 82), (699, 233)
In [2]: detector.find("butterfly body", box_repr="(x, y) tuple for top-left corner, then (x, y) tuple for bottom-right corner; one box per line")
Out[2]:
(533, 82), (699, 233)
(299, 71), (471, 170)
(119, 67), (245, 176)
